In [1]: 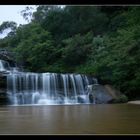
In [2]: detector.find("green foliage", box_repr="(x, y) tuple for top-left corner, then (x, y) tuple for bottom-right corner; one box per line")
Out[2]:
(62, 32), (93, 67)
(112, 95), (128, 103)
(20, 6), (35, 22)
(11, 23), (55, 72)
(0, 6), (140, 99)
(0, 21), (17, 34)
(32, 6), (108, 44)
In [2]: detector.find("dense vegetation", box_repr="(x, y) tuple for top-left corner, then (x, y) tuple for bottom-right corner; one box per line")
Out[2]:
(0, 5), (140, 100)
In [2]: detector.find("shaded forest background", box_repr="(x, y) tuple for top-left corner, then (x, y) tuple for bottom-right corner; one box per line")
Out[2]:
(0, 5), (140, 100)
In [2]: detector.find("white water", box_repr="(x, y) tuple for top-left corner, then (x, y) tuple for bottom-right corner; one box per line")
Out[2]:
(0, 60), (10, 72)
(7, 71), (98, 105)
(0, 59), (98, 105)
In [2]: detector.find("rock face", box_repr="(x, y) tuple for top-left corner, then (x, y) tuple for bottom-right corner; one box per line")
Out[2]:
(102, 84), (128, 103)
(104, 84), (120, 98)
(0, 49), (17, 67)
(0, 49), (17, 105)
(88, 84), (121, 104)
(0, 74), (9, 105)
(0, 49), (13, 61)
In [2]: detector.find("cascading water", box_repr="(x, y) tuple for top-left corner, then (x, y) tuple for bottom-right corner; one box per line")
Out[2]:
(0, 59), (98, 105)
(0, 59), (10, 72)
(7, 71), (97, 105)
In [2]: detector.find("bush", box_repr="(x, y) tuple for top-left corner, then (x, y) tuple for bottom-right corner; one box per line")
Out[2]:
(113, 94), (128, 103)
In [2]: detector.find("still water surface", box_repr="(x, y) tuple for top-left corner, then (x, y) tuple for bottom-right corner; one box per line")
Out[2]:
(0, 104), (140, 134)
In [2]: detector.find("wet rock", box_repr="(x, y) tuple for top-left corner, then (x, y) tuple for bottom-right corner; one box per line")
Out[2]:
(103, 84), (120, 98)
(87, 84), (121, 104)
(77, 96), (85, 103)
(0, 73), (8, 105)
(89, 94), (94, 103)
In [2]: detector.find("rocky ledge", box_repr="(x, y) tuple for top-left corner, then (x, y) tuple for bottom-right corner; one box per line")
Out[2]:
(127, 101), (140, 105)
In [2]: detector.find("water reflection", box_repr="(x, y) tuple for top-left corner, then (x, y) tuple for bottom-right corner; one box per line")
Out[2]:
(0, 104), (140, 134)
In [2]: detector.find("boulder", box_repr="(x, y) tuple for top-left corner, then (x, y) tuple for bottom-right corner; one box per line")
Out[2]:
(87, 84), (122, 104)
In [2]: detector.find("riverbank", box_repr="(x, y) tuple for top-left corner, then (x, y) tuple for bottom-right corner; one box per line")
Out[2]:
(127, 100), (140, 105)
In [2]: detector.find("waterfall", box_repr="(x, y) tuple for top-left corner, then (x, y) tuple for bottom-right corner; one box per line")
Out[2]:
(1, 58), (99, 105)
(0, 59), (10, 71)
(7, 71), (97, 105)
(0, 60), (5, 71)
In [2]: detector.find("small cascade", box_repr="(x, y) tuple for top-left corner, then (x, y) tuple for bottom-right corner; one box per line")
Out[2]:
(7, 71), (97, 105)
(0, 60), (5, 71)
(0, 59), (10, 72)
(0, 59), (20, 74)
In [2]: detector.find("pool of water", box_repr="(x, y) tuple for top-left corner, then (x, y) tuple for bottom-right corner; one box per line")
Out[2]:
(0, 104), (140, 134)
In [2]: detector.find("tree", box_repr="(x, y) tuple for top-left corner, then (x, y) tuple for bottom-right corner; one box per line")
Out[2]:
(20, 6), (36, 22)
(62, 32), (93, 71)
(0, 21), (17, 36)
(11, 23), (55, 72)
